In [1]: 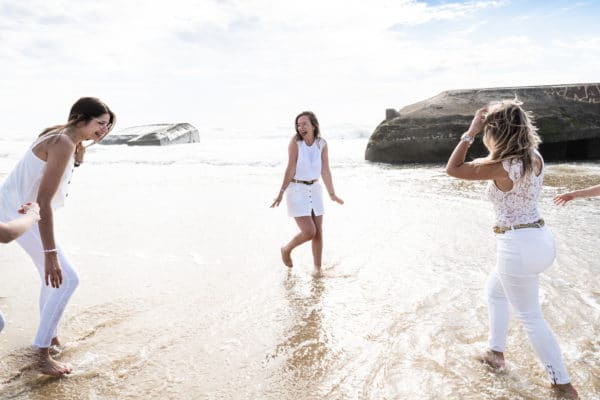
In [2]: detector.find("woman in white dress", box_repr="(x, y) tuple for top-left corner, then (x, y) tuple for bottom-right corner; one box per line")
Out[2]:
(446, 100), (578, 399)
(271, 111), (343, 275)
(0, 97), (115, 376)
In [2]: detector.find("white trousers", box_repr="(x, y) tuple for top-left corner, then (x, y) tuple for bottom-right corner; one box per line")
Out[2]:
(486, 226), (570, 384)
(15, 224), (79, 348)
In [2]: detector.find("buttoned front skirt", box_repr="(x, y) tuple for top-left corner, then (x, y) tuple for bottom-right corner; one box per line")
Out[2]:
(286, 181), (324, 217)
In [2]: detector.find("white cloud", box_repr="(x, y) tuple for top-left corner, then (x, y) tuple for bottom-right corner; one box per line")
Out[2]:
(0, 0), (598, 135)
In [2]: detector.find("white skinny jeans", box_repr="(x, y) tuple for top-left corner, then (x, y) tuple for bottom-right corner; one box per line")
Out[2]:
(486, 226), (570, 384)
(15, 224), (79, 348)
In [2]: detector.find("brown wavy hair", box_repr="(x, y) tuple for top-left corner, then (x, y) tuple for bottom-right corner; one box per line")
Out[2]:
(39, 97), (116, 140)
(478, 98), (541, 177)
(294, 111), (321, 142)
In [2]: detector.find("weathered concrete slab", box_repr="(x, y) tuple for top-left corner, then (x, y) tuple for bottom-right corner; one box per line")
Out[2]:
(101, 123), (200, 146)
(365, 83), (600, 163)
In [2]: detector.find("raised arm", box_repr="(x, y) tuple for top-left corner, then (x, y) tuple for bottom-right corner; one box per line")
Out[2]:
(37, 136), (75, 288)
(321, 142), (343, 205)
(445, 107), (508, 182)
(554, 184), (600, 206)
(0, 203), (40, 243)
(271, 137), (299, 208)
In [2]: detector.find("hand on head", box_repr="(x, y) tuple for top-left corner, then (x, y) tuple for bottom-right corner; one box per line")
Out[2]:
(467, 107), (488, 136)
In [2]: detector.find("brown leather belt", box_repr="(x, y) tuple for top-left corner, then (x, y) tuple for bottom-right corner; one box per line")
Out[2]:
(493, 219), (545, 234)
(292, 179), (318, 185)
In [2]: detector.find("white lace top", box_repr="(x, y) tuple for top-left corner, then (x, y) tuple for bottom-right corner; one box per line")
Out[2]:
(485, 151), (543, 227)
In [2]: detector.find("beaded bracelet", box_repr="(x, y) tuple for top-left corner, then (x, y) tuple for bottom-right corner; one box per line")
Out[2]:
(43, 248), (57, 254)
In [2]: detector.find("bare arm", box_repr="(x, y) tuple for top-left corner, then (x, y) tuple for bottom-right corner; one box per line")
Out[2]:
(37, 136), (75, 288)
(445, 107), (509, 182)
(321, 142), (343, 205)
(554, 184), (600, 206)
(0, 203), (40, 243)
(271, 137), (298, 208)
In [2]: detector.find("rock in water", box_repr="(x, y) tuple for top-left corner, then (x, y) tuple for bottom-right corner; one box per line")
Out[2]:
(365, 83), (600, 163)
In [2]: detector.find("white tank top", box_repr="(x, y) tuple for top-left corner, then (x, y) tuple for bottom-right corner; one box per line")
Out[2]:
(485, 151), (543, 226)
(294, 138), (326, 181)
(0, 134), (74, 220)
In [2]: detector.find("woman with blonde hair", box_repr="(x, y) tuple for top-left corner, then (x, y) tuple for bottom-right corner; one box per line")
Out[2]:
(446, 99), (578, 399)
(0, 97), (115, 376)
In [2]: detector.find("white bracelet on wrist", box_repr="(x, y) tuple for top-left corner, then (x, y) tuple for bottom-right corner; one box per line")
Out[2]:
(460, 132), (474, 145)
(43, 248), (57, 254)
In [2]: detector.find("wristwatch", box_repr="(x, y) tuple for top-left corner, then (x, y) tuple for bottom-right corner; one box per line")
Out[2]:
(460, 132), (474, 145)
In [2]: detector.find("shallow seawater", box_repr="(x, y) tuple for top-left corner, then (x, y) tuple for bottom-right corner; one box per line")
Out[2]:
(1, 133), (599, 399)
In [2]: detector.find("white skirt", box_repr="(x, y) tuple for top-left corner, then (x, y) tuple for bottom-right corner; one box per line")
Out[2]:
(286, 182), (324, 217)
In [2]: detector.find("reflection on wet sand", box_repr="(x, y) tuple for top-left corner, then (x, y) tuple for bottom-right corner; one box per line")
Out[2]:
(272, 274), (329, 399)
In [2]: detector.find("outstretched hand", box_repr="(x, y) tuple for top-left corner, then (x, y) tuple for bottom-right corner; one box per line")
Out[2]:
(553, 192), (575, 206)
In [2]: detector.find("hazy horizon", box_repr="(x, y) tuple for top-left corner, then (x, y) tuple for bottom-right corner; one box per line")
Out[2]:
(1, 0), (599, 137)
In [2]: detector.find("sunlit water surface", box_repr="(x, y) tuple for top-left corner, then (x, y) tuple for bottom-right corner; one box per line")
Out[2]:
(1, 129), (599, 399)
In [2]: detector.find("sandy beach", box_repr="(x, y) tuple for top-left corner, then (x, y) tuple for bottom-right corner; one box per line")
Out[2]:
(1, 133), (599, 399)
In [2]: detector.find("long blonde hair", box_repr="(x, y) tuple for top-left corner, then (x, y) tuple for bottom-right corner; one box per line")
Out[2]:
(478, 98), (541, 177)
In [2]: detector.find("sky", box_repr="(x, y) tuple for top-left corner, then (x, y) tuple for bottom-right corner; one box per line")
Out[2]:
(0, 0), (599, 136)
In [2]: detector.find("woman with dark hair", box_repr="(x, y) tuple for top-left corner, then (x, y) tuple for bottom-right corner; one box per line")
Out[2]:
(0, 97), (115, 376)
(0, 202), (41, 333)
(446, 100), (578, 399)
(271, 111), (343, 276)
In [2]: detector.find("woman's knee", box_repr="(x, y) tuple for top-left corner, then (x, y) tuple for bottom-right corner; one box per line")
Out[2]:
(301, 226), (317, 240)
(313, 227), (323, 240)
(60, 265), (80, 291)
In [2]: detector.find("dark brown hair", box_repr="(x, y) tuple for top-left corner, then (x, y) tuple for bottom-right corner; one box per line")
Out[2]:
(294, 111), (320, 141)
(38, 97), (116, 167)
(39, 97), (116, 139)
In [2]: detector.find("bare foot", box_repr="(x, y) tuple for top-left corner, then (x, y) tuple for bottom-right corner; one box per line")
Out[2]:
(477, 350), (505, 370)
(37, 348), (72, 376)
(552, 383), (579, 399)
(280, 246), (293, 268)
(312, 267), (323, 278)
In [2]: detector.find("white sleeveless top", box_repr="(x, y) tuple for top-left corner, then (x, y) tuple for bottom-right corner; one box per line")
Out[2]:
(0, 135), (74, 220)
(294, 138), (326, 181)
(485, 151), (543, 227)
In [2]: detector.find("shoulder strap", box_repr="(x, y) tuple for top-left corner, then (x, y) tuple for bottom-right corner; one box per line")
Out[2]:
(31, 132), (64, 149)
